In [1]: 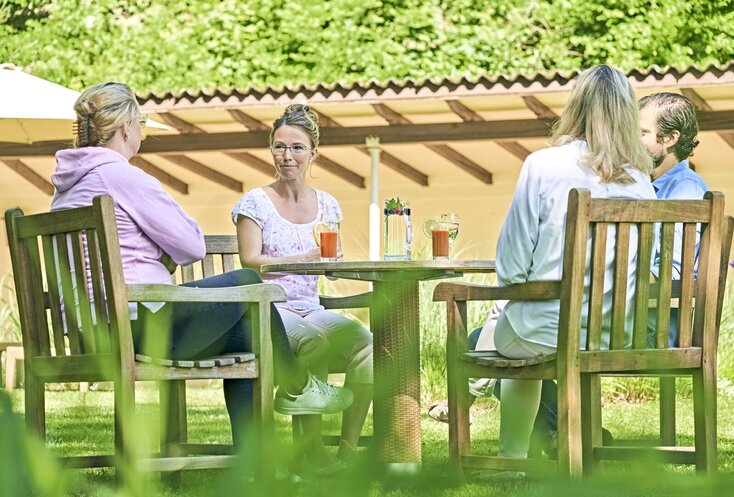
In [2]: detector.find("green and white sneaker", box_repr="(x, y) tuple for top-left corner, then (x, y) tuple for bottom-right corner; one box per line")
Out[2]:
(275, 374), (354, 415)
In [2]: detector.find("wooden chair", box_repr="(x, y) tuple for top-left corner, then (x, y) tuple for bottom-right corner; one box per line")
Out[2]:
(433, 189), (728, 479)
(5, 196), (286, 483)
(169, 235), (373, 450)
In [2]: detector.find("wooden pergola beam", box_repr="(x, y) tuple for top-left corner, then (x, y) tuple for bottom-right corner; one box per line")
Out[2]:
(162, 154), (243, 192)
(159, 112), (271, 180)
(1, 159), (54, 195)
(225, 152), (274, 176)
(354, 146), (428, 186)
(157, 112), (206, 134)
(5, 109), (734, 158)
(312, 109), (342, 128)
(129, 156), (188, 194)
(372, 103), (411, 125)
(496, 141), (532, 161)
(522, 96), (559, 119)
(427, 144), (492, 183)
(681, 88), (734, 150)
(448, 100), (531, 161)
(228, 109), (270, 131)
(314, 108), (428, 186)
(314, 155), (365, 188)
(372, 103), (493, 184)
(446, 100), (483, 122)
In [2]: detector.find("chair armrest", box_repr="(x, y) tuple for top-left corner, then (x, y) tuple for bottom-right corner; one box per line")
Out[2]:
(433, 280), (562, 302)
(126, 283), (286, 303)
(319, 292), (372, 310)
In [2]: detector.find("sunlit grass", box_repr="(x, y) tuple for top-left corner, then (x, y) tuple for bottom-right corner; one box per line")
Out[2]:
(6, 384), (734, 496)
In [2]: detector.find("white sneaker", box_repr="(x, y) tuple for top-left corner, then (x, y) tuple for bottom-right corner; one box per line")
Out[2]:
(275, 374), (354, 415)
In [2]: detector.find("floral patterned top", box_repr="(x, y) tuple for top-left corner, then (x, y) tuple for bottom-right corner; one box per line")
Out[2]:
(231, 187), (343, 315)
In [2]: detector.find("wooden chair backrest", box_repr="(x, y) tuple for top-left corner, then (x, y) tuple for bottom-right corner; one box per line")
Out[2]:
(175, 235), (240, 284)
(5, 196), (133, 367)
(557, 189), (724, 367)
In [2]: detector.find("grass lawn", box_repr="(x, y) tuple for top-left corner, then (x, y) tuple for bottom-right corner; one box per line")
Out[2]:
(5, 383), (734, 497)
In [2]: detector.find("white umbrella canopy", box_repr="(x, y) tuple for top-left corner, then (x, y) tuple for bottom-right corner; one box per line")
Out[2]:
(0, 63), (166, 144)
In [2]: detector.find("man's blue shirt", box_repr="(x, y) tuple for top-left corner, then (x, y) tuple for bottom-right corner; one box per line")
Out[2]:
(651, 159), (708, 279)
(652, 159), (708, 202)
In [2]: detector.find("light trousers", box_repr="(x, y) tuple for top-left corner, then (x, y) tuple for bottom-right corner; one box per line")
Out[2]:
(278, 308), (373, 385)
(494, 316), (556, 458)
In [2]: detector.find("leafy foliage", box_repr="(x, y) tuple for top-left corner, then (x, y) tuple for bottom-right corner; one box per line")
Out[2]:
(1, 0), (733, 93)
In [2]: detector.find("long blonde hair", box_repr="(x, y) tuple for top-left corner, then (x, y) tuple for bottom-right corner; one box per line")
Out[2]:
(73, 82), (141, 148)
(552, 65), (652, 183)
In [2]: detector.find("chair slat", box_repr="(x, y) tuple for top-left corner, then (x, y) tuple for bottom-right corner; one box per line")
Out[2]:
(23, 235), (51, 356)
(610, 223), (631, 349)
(181, 264), (195, 284)
(86, 229), (111, 353)
(654, 223), (675, 349)
(70, 231), (96, 354)
(222, 254), (236, 273)
(201, 255), (216, 279)
(41, 235), (66, 355)
(632, 223), (654, 348)
(56, 234), (81, 355)
(586, 222), (608, 351)
(677, 223), (697, 347)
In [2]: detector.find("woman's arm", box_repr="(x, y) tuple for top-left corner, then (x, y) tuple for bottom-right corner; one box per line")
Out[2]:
(236, 215), (320, 277)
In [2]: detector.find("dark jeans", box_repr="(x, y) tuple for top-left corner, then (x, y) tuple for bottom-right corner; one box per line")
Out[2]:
(647, 308), (680, 348)
(468, 328), (558, 452)
(131, 269), (302, 447)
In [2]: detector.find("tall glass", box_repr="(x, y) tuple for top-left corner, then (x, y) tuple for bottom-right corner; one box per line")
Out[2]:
(423, 213), (460, 260)
(383, 198), (412, 261)
(319, 221), (339, 262)
(314, 218), (339, 262)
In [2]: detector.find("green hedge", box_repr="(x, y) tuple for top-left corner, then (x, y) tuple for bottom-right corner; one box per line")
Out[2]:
(2, 0), (734, 92)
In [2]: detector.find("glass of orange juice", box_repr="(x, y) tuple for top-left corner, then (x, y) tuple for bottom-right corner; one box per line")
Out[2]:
(313, 219), (339, 262)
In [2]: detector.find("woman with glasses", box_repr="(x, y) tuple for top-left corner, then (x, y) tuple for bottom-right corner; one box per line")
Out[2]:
(233, 104), (373, 474)
(50, 83), (353, 452)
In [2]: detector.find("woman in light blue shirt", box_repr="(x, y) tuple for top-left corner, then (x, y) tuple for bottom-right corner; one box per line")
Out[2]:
(490, 65), (656, 461)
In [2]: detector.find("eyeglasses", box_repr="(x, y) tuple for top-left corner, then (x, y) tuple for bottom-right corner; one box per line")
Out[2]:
(270, 143), (311, 156)
(139, 114), (148, 129)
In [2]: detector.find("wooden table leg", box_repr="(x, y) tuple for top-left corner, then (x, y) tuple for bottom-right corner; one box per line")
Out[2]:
(371, 280), (422, 471)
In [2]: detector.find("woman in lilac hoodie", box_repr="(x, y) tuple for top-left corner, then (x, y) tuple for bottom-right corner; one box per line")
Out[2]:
(50, 82), (352, 448)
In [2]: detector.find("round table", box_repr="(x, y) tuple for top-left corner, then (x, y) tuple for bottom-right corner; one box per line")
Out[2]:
(261, 260), (495, 471)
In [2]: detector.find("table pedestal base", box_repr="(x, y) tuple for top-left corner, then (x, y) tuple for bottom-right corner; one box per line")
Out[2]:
(371, 280), (421, 465)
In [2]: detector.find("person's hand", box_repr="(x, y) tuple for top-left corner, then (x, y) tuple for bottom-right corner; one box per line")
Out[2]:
(160, 252), (178, 274)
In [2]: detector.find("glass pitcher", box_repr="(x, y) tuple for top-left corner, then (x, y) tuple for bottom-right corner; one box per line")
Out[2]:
(383, 198), (412, 261)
